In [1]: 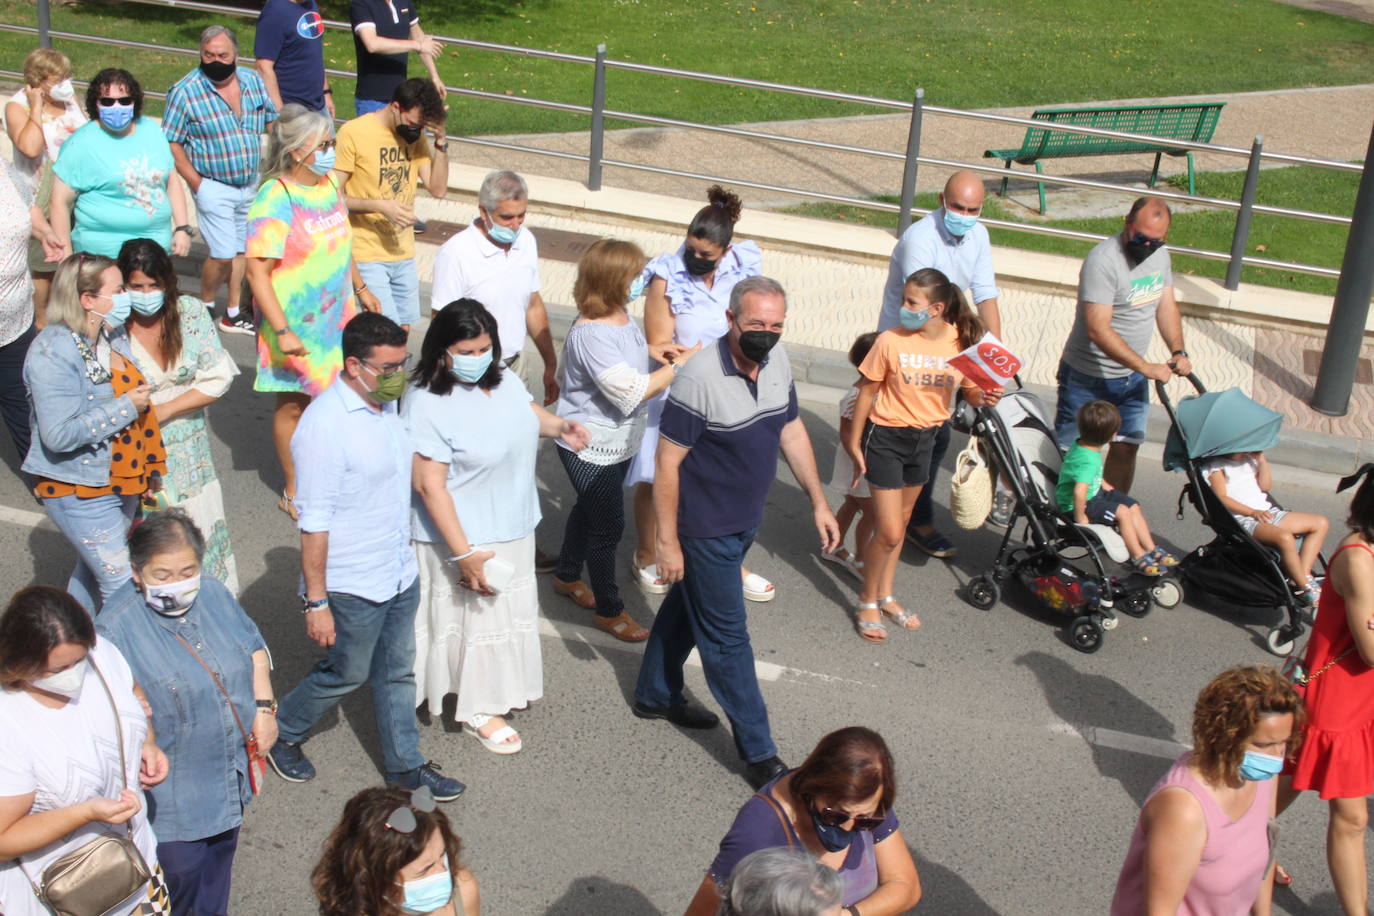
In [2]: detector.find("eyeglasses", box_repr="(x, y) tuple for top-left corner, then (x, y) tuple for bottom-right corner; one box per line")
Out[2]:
(811, 802), (885, 833)
(385, 786), (436, 834)
(313, 139), (337, 153)
(97, 96), (134, 107)
(359, 354), (411, 377)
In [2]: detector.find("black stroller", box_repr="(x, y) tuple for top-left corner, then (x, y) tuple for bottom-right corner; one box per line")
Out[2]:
(1157, 376), (1325, 655)
(954, 383), (1177, 653)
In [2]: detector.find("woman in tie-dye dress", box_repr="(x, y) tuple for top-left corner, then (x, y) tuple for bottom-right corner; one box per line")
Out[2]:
(246, 104), (380, 518)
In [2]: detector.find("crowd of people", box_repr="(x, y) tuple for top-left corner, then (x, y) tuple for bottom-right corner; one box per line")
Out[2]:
(0, 13), (1372, 914)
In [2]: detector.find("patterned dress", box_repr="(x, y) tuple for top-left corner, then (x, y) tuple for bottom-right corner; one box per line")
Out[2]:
(245, 175), (357, 395)
(129, 296), (240, 593)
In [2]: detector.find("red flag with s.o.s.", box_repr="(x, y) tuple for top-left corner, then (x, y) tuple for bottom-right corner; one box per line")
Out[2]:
(948, 332), (1023, 393)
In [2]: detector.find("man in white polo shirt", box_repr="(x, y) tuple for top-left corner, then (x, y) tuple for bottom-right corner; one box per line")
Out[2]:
(429, 169), (558, 405)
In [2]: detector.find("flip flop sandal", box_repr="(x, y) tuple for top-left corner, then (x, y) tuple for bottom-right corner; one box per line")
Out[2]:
(636, 564), (671, 595)
(743, 572), (776, 603)
(1131, 555), (1166, 577)
(463, 713), (523, 755)
(277, 490), (299, 521)
(879, 595), (921, 630)
(820, 548), (864, 580)
(594, 610), (650, 642)
(552, 578), (598, 609)
(855, 600), (887, 643)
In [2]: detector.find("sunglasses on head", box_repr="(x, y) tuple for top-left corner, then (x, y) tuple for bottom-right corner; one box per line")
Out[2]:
(384, 786), (436, 834)
(97, 96), (134, 107)
(811, 802), (884, 833)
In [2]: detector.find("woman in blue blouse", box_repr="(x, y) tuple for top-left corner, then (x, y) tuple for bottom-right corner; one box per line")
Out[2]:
(96, 510), (276, 916)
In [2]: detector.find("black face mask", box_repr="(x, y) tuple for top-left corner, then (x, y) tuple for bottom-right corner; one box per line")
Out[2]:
(683, 250), (718, 277)
(737, 329), (781, 364)
(1123, 231), (1164, 268)
(199, 59), (236, 84)
(396, 122), (423, 144)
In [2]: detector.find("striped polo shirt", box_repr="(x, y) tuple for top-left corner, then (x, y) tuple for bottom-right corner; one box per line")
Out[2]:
(660, 336), (799, 539)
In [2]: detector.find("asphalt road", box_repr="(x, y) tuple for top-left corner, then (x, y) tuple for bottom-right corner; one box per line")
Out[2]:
(0, 329), (1362, 916)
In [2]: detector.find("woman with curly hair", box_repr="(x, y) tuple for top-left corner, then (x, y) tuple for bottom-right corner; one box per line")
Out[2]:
(1111, 666), (1303, 915)
(313, 786), (480, 916)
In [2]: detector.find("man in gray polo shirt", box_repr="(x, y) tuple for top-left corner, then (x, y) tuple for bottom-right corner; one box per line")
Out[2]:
(1054, 197), (1193, 492)
(633, 276), (839, 789)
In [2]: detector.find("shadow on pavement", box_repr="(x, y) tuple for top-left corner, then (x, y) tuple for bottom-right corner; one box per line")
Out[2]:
(912, 848), (1001, 915)
(1014, 650), (1180, 806)
(544, 876), (663, 916)
(27, 523), (73, 588)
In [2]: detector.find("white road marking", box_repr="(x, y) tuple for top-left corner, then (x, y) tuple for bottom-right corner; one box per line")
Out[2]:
(1049, 719), (1188, 760)
(0, 504), (47, 528)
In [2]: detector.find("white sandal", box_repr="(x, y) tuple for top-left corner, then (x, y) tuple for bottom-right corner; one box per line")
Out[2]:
(820, 547), (864, 581)
(636, 563), (670, 595)
(463, 713), (522, 755)
(742, 572), (776, 603)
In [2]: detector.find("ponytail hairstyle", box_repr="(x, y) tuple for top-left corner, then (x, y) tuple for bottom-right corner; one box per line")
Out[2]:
(686, 184), (743, 248)
(905, 267), (984, 350)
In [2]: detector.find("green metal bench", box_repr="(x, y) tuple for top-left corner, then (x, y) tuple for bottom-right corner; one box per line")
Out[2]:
(983, 102), (1225, 213)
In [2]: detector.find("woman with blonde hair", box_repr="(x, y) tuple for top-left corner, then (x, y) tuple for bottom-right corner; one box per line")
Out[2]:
(245, 103), (380, 518)
(549, 238), (700, 641)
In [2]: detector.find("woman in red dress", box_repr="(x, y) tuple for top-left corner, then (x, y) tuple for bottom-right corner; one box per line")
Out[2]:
(1278, 464), (1374, 915)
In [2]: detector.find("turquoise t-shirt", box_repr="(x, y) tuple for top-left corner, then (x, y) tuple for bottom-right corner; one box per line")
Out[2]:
(53, 118), (174, 257)
(1056, 442), (1104, 513)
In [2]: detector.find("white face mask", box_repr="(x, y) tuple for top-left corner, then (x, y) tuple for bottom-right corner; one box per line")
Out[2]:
(32, 658), (88, 699)
(143, 574), (202, 617)
(48, 79), (76, 103)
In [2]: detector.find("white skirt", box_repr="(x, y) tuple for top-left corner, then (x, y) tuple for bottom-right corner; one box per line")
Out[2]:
(624, 391), (667, 488)
(413, 534), (544, 722)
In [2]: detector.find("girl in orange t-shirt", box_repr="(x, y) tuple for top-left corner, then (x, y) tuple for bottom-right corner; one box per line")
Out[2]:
(845, 268), (1002, 641)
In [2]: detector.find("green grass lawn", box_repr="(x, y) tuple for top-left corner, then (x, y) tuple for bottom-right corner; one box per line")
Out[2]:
(785, 165), (1362, 296)
(1, 0), (1372, 137)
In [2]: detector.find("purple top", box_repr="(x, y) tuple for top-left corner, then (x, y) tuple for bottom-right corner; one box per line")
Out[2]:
(707, 775), (899, 908)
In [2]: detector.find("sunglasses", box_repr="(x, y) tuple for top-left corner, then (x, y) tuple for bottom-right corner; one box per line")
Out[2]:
(97, 96), (134, 107)
(385, 786), (436, 834)
(812, 803), (885, 833)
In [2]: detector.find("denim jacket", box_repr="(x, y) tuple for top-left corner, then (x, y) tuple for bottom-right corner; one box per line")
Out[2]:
(96, 576), (268, 842)
(22, 324), (142, 486)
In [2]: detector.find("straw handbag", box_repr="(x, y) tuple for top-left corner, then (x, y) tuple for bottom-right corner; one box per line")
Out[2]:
(949, 437), (993, 530)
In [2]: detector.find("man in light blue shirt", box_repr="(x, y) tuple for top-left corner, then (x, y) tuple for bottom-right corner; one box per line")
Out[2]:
(877, 170), (1003, 559)
(267, 312), (465, 801)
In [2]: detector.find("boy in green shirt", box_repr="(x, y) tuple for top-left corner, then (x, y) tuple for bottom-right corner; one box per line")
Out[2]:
(1055, 400), (1178, 576)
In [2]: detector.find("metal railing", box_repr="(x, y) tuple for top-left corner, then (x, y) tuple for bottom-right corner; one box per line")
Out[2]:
(15, 0), (1364, 292)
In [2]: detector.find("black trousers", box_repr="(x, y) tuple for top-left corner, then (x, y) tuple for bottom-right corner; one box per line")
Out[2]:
(0, 323), (35, 468)
(555, 447), (631, 618)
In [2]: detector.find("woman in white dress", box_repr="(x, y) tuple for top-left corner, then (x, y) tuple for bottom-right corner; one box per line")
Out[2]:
(0, 585), (171, 916)
(118, 238), (240, 592)
(404, 299), (589, 755)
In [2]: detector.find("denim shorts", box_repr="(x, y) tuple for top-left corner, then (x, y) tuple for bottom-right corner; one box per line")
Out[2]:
(861, 423), (939, 490)
(356, 259), (421, 326)
(1053, 361), (1149, 449)
(193, 178), (256, 259)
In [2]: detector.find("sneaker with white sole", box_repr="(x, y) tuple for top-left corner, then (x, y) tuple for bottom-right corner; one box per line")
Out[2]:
(218, 314), (256, 336)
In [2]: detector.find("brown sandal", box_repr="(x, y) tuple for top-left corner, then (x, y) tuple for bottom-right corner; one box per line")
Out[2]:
(552, 578), (597, 609)
(594, 610), (650, 642)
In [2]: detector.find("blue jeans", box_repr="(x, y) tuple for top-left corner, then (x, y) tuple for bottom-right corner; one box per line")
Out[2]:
(158, 826), (239, 916)
(355, 97), (388, 116)
(276, 577), (425, 774)
(356, 259), (421, 326)
(634, 529), (776, 764)
(1054, 361), (1149, 450)
(43, 492), (138, 613)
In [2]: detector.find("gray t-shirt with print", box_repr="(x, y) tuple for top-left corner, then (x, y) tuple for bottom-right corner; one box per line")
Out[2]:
(1060, 234), (1172, 379)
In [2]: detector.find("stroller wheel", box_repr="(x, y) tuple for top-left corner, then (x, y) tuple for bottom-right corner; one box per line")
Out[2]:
(1151, 579), (1184, 609)
(1265, 625), (1299, 657)
(967, 575), (999, 610)
(1120, 590), (1153, 618)
(1069, 615), (1104, 654)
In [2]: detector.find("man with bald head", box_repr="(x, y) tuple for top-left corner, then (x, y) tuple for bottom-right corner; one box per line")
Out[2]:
(877, 169), (1002, 558)
(1055, 196), (1192, 492)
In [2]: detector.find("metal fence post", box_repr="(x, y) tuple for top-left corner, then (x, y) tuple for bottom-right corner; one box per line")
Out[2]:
(37, 0), (52, 48)
(896, 88), (924, 235)
(587, 43), (607, 191)
(1312, 123), (1374, 416)
(1224, 135), (1263, 291)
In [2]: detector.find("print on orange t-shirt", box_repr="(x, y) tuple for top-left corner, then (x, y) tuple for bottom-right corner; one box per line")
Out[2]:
(858, 323), (972, 429)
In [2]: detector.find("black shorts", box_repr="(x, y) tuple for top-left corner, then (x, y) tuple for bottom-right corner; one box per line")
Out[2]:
(1085, 489), (1138, 525)
(862, 423), (940, 490)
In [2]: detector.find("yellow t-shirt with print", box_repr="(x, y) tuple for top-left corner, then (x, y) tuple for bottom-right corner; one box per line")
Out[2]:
(335, 112), (431, 262)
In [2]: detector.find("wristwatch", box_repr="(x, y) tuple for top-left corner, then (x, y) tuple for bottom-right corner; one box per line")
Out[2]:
(302, 596), (329, 614)
(174, 224), (194, 237)
(1170, 349), (1189, 358)
(432, 140), (448, 151)
(255, 698), (278, 715)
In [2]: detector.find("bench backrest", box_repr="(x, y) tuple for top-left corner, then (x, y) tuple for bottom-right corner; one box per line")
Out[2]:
(1017, 102), (1225, 159)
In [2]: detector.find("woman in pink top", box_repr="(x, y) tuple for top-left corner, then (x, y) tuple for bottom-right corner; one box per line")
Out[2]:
(1111, 666), (1303, 916)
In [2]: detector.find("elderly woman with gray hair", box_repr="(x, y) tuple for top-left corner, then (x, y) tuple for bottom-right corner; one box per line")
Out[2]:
(96, 509), (276, 916)
(245, 103), (381, 519)
(720, 848), (844, 916)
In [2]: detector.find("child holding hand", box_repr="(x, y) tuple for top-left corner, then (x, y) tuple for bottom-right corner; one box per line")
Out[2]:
(846, 268), (1001, 642)
(1056, 400), (1178, 576)
(1201, 450), (1328, 604)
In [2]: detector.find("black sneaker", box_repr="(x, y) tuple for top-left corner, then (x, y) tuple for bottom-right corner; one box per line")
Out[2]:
(907, 528), (958, 559)
(989, 489), (1015, 527)
(389, 761), (465, 802)
(267, 740), (316, 782)
(632, 700), (720, 729)
(218, 314), (256, 336)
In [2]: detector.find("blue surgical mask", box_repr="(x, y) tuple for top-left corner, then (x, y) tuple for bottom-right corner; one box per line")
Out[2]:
(98, 103), (135, 131)
(486, 221), (519, 245)
(96, 291), (132, 327)
(1238, 750), (1284, 781)
(628, 274), (647, 301)
(398, 867), (453, 915)
(943, 208), (978, 237)
(898, 307), (931, 331)
(307, 146), (336, 176)
(128, 289), (165, 316)
(809, 809), (854, 853)
(450, 351), (493, 384)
